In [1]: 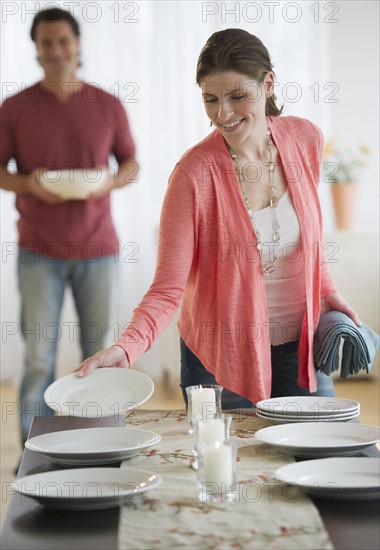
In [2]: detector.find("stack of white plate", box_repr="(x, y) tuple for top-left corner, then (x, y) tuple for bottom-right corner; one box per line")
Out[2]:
(255, 396), (360, 423)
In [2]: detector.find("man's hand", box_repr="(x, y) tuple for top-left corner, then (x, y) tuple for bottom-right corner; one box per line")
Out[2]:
(28, 168), (64, 204)
(88, 159), (139, 199)
(87, 168), (114, 199)
(74, 345), (130, 378)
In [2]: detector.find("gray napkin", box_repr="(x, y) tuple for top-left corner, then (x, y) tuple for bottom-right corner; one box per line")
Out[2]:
(314, 311), (380, 378)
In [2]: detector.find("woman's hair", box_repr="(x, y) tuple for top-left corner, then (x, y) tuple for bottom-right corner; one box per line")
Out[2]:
(30, 8), (81, 41)
(196, 28), (283, 116)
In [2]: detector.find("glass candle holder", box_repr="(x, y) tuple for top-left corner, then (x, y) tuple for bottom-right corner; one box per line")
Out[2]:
(196, 441), (238, 503)
(191, 413), (232, 470)
(185, 384), (223, 435)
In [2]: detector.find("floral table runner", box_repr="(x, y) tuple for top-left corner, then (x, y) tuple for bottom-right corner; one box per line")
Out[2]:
(118, 410), (333, 549)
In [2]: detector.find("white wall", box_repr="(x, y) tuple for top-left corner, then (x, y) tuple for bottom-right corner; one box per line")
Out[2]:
(319, 0), (379, 232)
(1, 1), (379, 384)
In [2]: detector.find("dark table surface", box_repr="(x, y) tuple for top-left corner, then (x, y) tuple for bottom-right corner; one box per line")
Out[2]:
(1, 414), (379, 550)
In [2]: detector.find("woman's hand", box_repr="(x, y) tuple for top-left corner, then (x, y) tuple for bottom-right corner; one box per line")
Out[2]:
(74, 345), (130, 378)
(320, 292), (362, 327)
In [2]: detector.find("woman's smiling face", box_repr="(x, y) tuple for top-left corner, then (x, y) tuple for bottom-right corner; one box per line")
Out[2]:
(201, 71), (274, 148)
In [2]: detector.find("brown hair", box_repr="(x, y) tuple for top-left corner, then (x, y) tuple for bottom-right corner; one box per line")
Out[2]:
(30, 8), (80, 42)
(196, 28), (283, 117)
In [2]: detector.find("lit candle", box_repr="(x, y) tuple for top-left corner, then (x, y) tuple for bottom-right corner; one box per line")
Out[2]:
(202, 442), (233, 486)
(191, 387), (216, 417)
(198, 418), (225, 443)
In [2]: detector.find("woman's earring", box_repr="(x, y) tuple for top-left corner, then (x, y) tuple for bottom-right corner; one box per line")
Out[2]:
(209, 120), (213, 127)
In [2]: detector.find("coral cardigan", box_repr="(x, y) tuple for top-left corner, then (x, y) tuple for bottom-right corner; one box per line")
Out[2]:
(118, 116), (336, 403)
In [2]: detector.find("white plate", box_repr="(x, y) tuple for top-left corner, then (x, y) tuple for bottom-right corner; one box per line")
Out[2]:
(256, 396), (360, 416)
(40, 169), (107, 199)
(255, 423), (380, 457)
(256, 409), (360, 424)
(256, 410), (359, 420)
(25, 428), (161, 466)
(275, 458), (380, 500)
(12, 468), (162, 511)
(44, 368), (154, 417)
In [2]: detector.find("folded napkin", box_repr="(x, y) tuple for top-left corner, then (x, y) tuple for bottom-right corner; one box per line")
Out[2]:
(314, 311), (380, 378)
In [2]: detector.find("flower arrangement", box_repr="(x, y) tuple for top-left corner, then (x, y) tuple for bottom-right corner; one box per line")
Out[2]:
(322, 140), (370, 184)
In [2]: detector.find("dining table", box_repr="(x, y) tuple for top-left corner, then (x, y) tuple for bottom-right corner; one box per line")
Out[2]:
(1, 409), (379, 550)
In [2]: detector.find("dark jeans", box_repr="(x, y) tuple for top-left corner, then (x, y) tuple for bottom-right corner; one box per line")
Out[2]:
(180, 338), (335, 410)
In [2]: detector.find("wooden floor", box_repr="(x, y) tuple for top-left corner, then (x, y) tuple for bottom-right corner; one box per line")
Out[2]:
(1, 376), (379, 531)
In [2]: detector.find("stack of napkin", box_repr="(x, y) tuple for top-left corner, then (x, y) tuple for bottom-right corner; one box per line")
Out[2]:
(314, 311), (380, 378)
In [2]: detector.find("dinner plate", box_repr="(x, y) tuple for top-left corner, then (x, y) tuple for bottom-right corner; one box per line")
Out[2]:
(256, 409), (360, 421)
(256, 409), (360, 424)
(44, 368), (154, 417)
(275, 457), (380, 500)
(12, 468), (162, 511)
(255, 423), (380, 457)
(256, 396), (360, 416)
(25, 428), (161, 466)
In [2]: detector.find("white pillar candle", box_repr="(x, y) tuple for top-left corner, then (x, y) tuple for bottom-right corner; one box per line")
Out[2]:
(202, 442), (233, 486)
(198, 418), (225, 443)
(191, 387), (216, 416)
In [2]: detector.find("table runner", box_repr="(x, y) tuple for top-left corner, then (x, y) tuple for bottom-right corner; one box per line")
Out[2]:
(119, 410), (333, 549)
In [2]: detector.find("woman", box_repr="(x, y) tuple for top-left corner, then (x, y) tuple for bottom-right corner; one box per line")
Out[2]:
(76, 29), (359, 408)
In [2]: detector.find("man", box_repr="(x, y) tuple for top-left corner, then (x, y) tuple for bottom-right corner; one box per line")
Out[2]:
(0, 8), (138, 444)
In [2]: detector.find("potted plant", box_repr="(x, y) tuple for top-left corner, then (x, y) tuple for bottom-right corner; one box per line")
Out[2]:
(322, 141), (370, 229)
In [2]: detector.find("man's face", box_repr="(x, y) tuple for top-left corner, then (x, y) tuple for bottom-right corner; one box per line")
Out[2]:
(34, 20), (80, 78)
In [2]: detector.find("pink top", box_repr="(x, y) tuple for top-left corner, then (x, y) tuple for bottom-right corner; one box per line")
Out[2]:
(0, 82), (136, 260)
(118, 116), (336, 402)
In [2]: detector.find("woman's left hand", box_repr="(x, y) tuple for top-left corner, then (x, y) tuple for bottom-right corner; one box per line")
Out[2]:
(320, 292), (362, 327)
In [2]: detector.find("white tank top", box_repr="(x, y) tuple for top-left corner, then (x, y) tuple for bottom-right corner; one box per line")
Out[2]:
(252, 188), (306, 345)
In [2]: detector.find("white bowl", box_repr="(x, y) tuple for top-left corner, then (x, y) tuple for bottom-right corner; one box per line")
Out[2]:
(40, 168), (107, 199)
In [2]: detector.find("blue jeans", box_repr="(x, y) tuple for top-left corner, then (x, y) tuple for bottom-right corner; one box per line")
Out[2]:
(180, 338), (335, 410)
(17, 251), (118, 442)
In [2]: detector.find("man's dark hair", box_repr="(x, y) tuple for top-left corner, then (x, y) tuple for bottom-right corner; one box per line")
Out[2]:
(30, 8), (80, 42)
